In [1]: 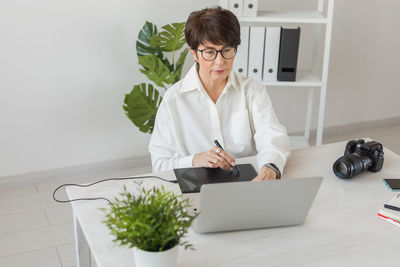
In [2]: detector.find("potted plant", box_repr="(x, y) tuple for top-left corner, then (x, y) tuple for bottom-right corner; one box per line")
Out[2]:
(102, 184), (197, 267)
(123, 21), (188, 134)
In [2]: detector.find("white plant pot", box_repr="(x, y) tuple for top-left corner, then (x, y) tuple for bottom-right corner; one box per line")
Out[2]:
(133, 245), (179, 267)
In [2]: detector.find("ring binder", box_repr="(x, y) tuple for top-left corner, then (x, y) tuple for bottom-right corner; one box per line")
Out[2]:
(277, 27), (301, 82)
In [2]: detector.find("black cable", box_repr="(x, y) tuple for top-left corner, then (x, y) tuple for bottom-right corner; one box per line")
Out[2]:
(53, 175), (178, 209)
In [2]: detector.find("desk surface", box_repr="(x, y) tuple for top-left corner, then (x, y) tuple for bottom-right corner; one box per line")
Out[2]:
(67, 140), (400, 267)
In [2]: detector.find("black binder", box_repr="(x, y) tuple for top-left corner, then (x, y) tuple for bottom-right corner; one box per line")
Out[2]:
(277, 27), (301, 82)
(174, 164), (258, 193)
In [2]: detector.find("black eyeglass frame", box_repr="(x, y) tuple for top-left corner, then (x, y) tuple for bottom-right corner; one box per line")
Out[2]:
(196, 47), (237, 61)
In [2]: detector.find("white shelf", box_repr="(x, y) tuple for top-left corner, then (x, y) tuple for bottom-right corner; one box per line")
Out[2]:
(238, 10), (328, 24)
(234, 0), (334, 145)
(262, 70), (322, 87)
(289, 136), (310, 150)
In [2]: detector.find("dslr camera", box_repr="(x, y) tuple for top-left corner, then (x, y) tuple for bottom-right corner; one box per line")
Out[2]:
(333, 139), (384, 179)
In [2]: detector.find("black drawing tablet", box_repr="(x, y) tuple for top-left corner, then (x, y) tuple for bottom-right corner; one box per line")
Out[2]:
(174, 164), (258, 193)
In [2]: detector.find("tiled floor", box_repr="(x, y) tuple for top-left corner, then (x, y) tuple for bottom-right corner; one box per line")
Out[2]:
(0, 118), (399, 267)
(0, 162), (152, 267)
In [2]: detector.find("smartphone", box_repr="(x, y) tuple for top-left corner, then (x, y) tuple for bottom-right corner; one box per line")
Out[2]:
(383, 179), (400, 191)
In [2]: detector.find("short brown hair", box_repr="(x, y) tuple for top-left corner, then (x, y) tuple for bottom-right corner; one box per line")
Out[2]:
(185, 7), (241, 50)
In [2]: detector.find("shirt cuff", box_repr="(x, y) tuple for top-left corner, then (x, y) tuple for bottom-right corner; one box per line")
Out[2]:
(262, 163), (281, 179)
(257, 152), (286, 175)
(177, 154), (194, 169)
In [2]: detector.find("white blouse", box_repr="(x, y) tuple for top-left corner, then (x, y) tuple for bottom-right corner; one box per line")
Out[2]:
(148, 64), (290, 173)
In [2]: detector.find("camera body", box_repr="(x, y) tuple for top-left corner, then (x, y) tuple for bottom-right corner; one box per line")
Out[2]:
(344, 139), (384, 172)
(333, 139), (384, 179)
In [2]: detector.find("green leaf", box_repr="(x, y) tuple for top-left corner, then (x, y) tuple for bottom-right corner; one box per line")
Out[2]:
(123, 83), (162, 134)
(172, 48), (189, 83)
(150, 22), (186, 52)
(136, 21), (161, 56)
(138, 55), (175, 88)
(127, 21), (188, 134)
(102, 184), (197, 251)
(136, 21), (173, 72)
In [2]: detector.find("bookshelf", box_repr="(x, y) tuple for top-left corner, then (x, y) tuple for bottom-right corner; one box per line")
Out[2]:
(239, 10), (328, 24)
(233, 0), (334, 147)
(262, 70), (322, 87)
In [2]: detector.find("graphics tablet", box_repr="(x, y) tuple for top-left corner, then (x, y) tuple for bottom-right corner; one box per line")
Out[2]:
(174, 164), (258, 193)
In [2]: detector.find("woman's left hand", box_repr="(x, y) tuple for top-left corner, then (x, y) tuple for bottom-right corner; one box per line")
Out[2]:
(252, 166), (277, 181)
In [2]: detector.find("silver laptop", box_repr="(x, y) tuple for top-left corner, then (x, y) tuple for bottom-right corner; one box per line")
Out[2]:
(193, 177), (323, 234)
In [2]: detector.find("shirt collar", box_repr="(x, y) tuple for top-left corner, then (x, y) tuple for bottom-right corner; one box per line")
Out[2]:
(180, 63), (240, 94)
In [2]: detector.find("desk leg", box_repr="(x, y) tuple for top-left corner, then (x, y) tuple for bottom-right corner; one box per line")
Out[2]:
(73, 211), (91, 267)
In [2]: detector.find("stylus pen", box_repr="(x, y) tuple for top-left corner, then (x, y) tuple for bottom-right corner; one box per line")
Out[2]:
(214, 139), (240, 176)
(384, 204), (400, 212)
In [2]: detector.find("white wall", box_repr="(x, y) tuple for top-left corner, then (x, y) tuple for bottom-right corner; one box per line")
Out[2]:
(1, 0), (400, 177)
(325, 0), (400, 125)
(0, 0), (215, 177)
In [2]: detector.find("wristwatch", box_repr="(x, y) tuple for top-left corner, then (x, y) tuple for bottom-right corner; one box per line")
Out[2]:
(262, 163), (281, 179)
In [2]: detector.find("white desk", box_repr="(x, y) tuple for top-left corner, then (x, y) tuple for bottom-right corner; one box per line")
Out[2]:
(67, 140), (400, 267)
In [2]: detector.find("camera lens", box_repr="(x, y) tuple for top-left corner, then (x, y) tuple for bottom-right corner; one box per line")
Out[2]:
(333, 158), (353, 178)
(336, 162), (348, 176)
(333, 153), (372, 179)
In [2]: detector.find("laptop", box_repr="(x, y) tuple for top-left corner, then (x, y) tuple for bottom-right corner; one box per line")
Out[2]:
(193, 176), (323, 234)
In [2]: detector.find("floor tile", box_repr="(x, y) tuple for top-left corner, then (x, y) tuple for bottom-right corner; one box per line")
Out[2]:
(0, 178), (37, 199)
(0, 247), (62, 267)
(0, 223), (74, 257)
(389, 145), (400, 156)
(56, 243), (76, 267)
(34, 157), (152, 192)
(371, 134), (400, 154)
(57, 243), (98, 267)
(35, 174), (100, 193)
(0, 191), (61, 216)
(0, 210), (48, 236)
(45, 205), (73, 225)
(35, 166), (153, 193)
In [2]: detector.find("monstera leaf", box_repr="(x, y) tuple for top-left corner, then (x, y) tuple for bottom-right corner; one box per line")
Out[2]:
(150, 22), (186, 52)
(138, 55), (175, 88)
(173, 48), (189, 83)
(124, 21), (187, 134)
(123, 83), (162, 134)
(137, 21), (173, 72)
(136, 21), (160, 56)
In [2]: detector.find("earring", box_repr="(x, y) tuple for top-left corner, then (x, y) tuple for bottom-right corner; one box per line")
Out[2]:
(195, 61), (199, 70)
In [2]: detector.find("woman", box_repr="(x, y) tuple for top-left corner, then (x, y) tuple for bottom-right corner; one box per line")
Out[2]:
(149, 7), (290, 181)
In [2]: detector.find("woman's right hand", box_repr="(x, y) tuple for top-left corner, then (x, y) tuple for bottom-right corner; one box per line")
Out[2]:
(192, 146), (236, 170)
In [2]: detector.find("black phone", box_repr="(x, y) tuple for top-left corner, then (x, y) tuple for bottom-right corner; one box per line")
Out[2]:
(383, 179), (400, 191)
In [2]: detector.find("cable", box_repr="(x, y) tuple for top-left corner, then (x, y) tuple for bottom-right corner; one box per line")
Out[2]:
(52, 175), (178, 209)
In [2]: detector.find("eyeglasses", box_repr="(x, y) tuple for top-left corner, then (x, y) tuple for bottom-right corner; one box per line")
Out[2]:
(196, 47), (237, 61)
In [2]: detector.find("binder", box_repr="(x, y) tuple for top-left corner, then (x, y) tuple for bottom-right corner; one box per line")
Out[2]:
(229, 0), (243, 17)
(263, 27), (281, 81)
(248, 26), (265, 81)
(233, 25), (250, 76)
(243, 0), (258, 17)
(277, 27), (301, 81)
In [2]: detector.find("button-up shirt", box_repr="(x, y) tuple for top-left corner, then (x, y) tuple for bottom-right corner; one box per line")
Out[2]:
(149, 64), (290, 173)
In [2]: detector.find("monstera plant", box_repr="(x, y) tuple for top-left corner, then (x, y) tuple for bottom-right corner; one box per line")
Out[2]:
(123, 21), (188, 133)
